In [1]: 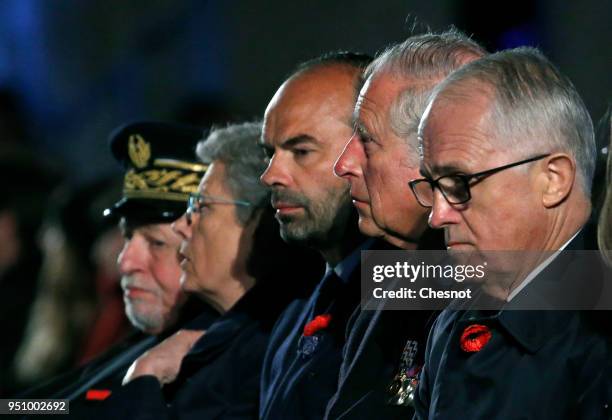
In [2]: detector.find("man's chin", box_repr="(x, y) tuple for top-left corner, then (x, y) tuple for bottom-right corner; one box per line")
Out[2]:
(125, 306), (165, 334)
(447, 247), (484, 267)
(180, 275), (200, 294)
(279, 223), (313, 244)
(357, 217), (383, 238)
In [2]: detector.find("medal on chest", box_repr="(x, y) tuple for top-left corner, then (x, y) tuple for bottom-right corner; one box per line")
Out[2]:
(387, 339), (421, 406)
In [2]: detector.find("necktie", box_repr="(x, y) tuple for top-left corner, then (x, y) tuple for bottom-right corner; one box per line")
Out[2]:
(311, 270), (343, 317)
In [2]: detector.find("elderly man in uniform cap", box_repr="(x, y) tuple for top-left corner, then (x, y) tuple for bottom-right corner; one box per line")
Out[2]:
(107, 122), (215, 336)
(412, 47), (612, 419)
(21, 121), (217, 411)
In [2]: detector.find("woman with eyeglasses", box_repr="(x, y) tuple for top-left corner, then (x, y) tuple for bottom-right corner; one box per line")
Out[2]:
(94, 122), (322, 420)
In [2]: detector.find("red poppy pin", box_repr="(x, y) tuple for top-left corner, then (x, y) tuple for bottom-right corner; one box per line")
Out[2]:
(85, 389), (112, 400)
(460, 324), (492, 352)
(303, 314), (332, 336)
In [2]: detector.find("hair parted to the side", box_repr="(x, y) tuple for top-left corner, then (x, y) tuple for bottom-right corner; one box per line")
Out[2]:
(365, 29), (487, 163)
(196, 122), (268, 224)
(425, 47), (596, 196)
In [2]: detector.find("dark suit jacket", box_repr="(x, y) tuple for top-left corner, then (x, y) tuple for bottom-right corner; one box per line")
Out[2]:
(18, 298), (218, 420)
(414, 233), (612, 419)
(92, 280), (292, 420)
(325, 235), (443, 420)
(19, 332), (153, 400)
(325, 307), (436, 419)
(259, 255), (363, 420)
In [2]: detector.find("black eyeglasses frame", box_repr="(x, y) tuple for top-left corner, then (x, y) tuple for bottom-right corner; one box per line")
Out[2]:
(408, 153), (551, 208)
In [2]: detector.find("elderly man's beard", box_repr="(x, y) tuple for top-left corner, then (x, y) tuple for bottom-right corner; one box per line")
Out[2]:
(121, 275), (167, 334)
(271, 186), (353, 248)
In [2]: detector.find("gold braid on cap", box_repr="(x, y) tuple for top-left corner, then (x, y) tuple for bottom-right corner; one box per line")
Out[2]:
(123, 159), (208, 201)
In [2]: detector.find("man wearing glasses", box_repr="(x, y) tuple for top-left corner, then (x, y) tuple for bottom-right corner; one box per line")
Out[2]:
(412, 48), (611, 418)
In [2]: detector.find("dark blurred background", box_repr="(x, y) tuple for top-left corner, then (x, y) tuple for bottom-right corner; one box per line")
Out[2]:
(0, 0), (609, 183)
(0, 0), (609, 396)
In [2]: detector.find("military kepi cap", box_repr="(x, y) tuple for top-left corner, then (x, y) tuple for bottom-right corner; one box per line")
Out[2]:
(104, 121), (207, 223)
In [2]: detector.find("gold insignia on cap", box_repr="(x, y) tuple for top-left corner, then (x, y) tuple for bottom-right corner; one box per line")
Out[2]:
(128, 134), (151, 169)
(122, 147), (207, 202)
(123, 167), (206, 202)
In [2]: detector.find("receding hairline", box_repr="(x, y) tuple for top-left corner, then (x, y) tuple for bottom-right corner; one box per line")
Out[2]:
(428, 78), (496, 118)
(287, 61), (366, 92)
(421, 79), (501, 146)
(267, 63), (363, 124)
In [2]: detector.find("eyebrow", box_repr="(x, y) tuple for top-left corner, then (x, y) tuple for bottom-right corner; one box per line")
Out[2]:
(421, 162), (469, 178)
(140, 225), (164, 236)
(280, 134), (319, 149)
(356, 120), (372, 136)
(350, 112), (372, 138)
(418, 165), (430, 178)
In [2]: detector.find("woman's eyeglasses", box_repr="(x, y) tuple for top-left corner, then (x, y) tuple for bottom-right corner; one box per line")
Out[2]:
(186, 193), (251, 225)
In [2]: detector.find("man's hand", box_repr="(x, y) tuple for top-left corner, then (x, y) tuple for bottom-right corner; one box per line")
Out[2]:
(123, 329), (205, 386)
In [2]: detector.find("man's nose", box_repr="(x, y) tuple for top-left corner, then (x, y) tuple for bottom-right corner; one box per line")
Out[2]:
(117, 239), (143, 275)
(172, 213), (192, 239)
(334, 135), (363, 179)
(260, 154), (291, 187)
(428, 189), (460, 229)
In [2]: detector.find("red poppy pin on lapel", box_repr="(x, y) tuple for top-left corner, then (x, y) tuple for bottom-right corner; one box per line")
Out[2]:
(303, 314), (332, 337)
(460, 324), (492, 352)
(298, 314), (333, 359)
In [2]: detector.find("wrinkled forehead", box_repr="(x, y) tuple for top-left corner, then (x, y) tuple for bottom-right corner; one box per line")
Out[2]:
(355, 72), (412, 111)
(353, 72), (416, 135)
(419, 90), (498, 175)
(353, 75), (382, 121)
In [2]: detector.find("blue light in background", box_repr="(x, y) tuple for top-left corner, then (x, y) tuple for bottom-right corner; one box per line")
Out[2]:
(498, 24), (541, 49)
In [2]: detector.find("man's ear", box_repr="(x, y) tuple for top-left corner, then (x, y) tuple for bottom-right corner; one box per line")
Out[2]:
(540, 153), (576, 208)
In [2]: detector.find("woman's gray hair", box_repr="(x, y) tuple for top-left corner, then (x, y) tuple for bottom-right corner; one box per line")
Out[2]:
(196, 122), (269, 224)
(425, 47), (596, 196)
(365, 29), (487, 164)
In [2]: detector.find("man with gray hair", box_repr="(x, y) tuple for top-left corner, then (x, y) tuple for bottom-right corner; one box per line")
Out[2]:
(411, 47), (611, 418)
(330, 31), (485, 418)
(335, 29), (486, 243)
